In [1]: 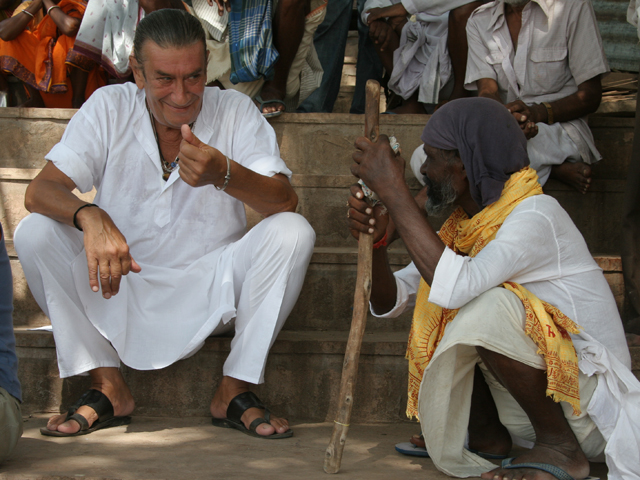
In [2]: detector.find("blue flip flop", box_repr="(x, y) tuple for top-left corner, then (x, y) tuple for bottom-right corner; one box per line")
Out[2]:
(395, 442), (430, 457)
(500, 457), (599, 480)
(254, 94), (285, 118)
(395, 441), (509, 460)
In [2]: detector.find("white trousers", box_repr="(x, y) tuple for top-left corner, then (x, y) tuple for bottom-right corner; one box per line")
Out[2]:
(418, 287), (606, 478)
(15, 212), (315, 384)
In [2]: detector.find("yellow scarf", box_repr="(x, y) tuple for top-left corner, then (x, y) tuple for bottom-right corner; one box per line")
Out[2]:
(406, 167), (582, 420)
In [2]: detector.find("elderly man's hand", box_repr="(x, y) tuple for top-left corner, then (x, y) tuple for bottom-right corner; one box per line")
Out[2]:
(368, 19), (396, 52)
(178, 126), (229, 188)
(206, 0), (230, 16)
(351, 134), (406, 199)
(506, 100), (540, 139)
(76, 207), (141, 299)
(347, 185), (389, 242)
(366, 4), (408, 23)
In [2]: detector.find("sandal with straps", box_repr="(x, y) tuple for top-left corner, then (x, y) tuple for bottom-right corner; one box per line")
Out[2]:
(40, 389), (131, 437)
(211, 391), (293, 439)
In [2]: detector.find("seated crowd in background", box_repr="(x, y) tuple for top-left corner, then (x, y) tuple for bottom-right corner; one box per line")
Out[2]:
(0, 0), (329, 115)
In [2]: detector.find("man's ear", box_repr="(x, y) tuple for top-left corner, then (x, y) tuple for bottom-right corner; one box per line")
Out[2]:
(129, 55), (146, 89)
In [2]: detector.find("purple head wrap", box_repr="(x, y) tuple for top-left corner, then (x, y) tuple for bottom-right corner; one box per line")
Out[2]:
(421, 97), (529, 208)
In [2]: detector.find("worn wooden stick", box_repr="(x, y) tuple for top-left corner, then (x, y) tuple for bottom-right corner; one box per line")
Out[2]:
(324, 79), (381, 475)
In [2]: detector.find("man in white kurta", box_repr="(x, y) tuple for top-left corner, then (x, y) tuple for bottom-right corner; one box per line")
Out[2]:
(14, 9), (315, 439)
(347, 98), (640, 479)
(465, 0), (608, 192)
(362, 0), (487, 113)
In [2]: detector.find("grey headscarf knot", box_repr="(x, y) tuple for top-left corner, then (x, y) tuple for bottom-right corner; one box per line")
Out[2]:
(421, 97), (530, 208)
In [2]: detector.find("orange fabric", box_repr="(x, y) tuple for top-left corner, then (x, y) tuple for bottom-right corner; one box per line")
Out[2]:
(0, 0), (105, 107)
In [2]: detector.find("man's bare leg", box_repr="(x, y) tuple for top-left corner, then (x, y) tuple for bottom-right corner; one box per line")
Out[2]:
(447, 2), (486, 101)
(476, 346), (590, 480)
(210, 376), (289, 436)
(70, 67), (89, 109)
(550, 161), (592, 194)
(467, 364), (512, 455)
(20, 83), (45, 108)
(45, 367), (135, 434)
(257, 0), (309, 116)
(388, 92), (427, 114)
(409, 365), (511, 454)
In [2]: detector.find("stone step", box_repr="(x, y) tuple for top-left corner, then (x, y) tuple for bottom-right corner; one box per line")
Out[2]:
(6, 235), (625, 329)
(0, 110), (633, 254)
(16, 328), (409, 422)
(0, 108), (634, 330)
(15, 327), (640, 425)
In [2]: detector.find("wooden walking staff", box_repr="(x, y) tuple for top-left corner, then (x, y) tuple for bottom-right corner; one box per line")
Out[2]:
(324, 79), (380, 474)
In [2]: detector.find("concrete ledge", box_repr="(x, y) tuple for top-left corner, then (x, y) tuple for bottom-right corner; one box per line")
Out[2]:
(16, 329), (411, 421)
(15, 327), (640, 423)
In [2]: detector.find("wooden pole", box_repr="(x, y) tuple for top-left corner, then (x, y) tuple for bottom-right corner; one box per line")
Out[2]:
(324, 79), (381, 474)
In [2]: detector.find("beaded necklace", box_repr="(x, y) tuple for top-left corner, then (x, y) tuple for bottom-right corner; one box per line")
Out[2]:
(147, 101), (196, 181)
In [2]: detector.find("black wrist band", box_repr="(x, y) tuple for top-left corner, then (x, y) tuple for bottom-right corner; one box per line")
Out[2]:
(73, 203), (99, 231)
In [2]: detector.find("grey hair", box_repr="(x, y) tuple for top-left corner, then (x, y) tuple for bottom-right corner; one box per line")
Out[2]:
(133, 9), (206, 65)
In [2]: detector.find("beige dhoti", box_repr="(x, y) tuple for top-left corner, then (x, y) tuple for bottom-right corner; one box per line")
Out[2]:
(418, 287), (606, 478)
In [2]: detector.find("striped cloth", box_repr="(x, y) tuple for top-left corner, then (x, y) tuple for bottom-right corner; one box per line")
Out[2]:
(228, 0), (279, 84)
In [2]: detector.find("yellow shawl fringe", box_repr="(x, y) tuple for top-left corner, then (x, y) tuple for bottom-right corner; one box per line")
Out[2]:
(406, 167), (582, 420)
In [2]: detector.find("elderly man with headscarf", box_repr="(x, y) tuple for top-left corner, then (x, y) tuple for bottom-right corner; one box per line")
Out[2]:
(347, 98), (640, 480)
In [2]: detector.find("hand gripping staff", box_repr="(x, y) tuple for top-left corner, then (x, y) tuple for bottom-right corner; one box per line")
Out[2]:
(324, 80), (380, 474)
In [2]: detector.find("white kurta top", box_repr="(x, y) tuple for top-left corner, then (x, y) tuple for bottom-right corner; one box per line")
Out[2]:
(45, 83), (292, 369)
(465, 0), (609, 164)
(48, 83), (291, 269)
(374, 195), (640, 479)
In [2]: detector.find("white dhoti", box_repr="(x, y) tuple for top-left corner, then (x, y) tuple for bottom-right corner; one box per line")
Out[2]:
(527, 123), (584, 186)
(15, 211), (315, 384)
(418, 287), (606, 478)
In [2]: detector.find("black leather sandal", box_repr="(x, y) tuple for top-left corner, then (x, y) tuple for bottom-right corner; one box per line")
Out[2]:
(211, 391), (293, 439)
(40, 389), (131, 437)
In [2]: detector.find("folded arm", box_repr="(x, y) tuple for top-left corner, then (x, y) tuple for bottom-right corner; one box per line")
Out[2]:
(0, 0), (42, 41)
(178, 125), (298, 216)
(43, 0), (81, 37)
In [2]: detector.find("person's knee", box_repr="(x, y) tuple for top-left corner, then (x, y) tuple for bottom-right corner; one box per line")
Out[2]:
(263, 212), (316, 255)
(14, 214), (75, 260)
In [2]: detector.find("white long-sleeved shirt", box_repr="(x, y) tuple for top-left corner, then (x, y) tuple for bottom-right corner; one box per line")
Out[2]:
(375, 194), (630, 367)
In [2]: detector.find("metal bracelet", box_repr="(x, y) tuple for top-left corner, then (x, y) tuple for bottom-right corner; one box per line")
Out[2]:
(216, 155), (231, 191)
(22, 9), (34, 18)
(47, 4), (62, 15)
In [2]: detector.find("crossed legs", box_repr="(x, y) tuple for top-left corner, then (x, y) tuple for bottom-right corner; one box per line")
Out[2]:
(16, 212), (315, 437)
(418, 288), (600, 479)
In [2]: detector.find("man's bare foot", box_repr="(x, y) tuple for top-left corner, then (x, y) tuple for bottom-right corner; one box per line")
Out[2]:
(410, 433), (425, 448)
(255, 83), (286, 116)
(480, 441), (590, 480)
(550, 161), (592, 194)
(45, 367), (135, 435)
(210, 376), (290, 437)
